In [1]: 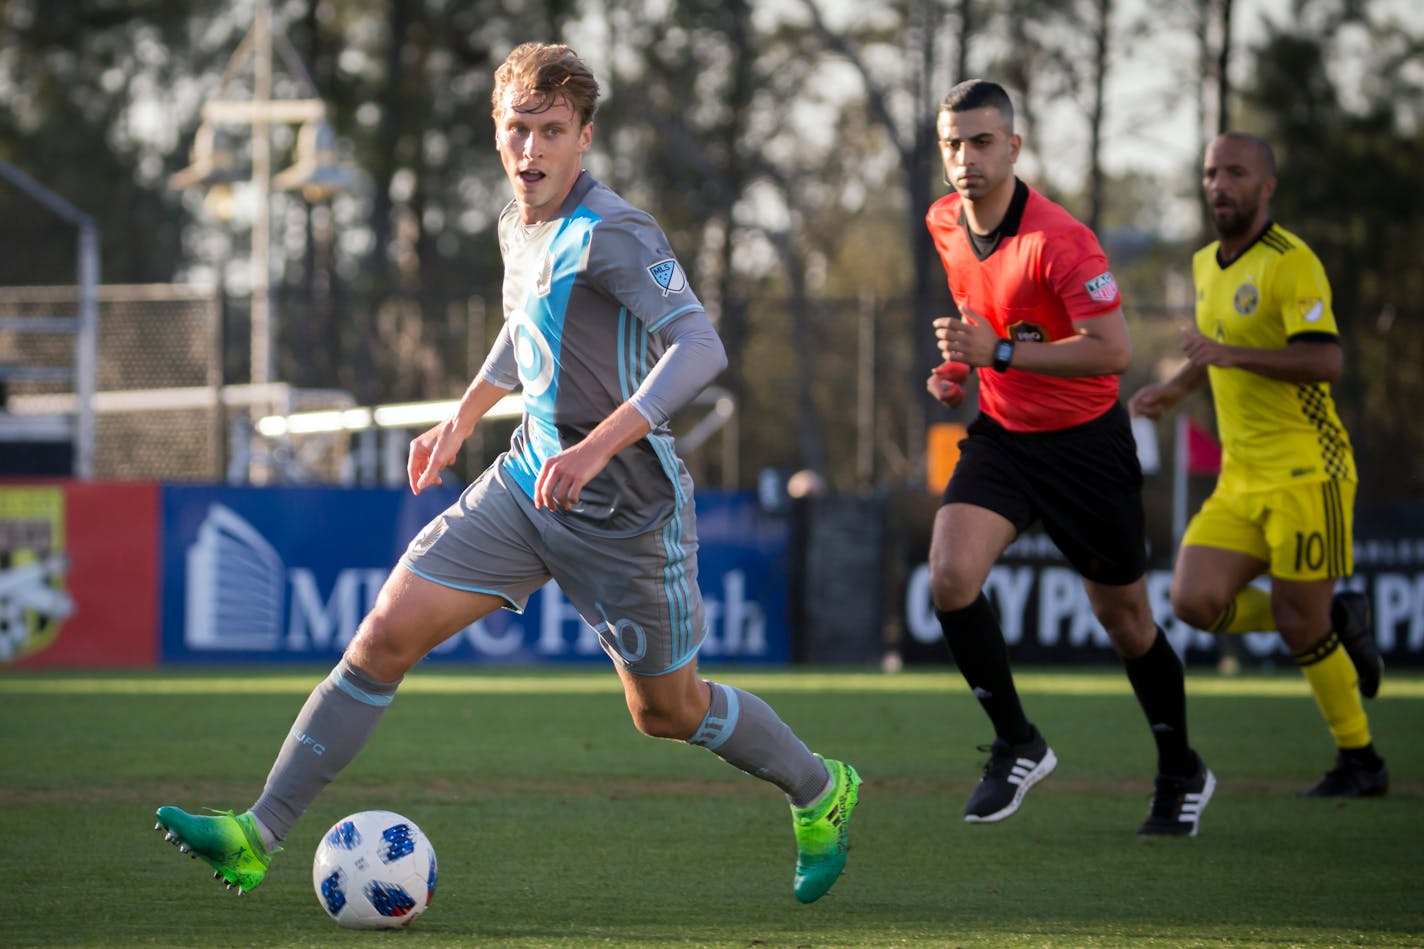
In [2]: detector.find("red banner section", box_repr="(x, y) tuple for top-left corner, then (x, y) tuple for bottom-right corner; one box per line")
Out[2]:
(1182, 416), (1222, 476)
(1, 481), (159, 667)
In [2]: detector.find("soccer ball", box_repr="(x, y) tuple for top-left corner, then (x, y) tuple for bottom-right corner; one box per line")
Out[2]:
(312, 810), (437, 929)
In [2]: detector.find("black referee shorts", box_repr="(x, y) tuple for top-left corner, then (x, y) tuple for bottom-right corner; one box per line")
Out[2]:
(941, 401), (1147, 585)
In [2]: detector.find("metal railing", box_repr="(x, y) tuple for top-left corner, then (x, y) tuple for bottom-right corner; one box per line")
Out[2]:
(0, 160), (98, 477)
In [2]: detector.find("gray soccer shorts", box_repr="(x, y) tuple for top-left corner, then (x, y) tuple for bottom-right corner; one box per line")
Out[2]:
(400, 463), (707, 675)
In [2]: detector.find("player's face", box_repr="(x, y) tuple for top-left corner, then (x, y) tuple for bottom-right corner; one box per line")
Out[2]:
(496, 89), (592, 225)
(937, 106), (1020, 203)
(1202, 138), (1275, 240)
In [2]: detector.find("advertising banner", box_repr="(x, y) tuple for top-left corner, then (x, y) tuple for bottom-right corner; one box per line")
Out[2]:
(159, 485), (790, 665)
(898, 506), (1424, 667)
(2, 481), (160, 667)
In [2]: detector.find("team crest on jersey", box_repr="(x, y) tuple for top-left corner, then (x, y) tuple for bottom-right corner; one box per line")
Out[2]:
(1084, 271), (1118, 303)
(1299, 298), (1324, 322)
(1234, 282), (1259, 315)
(535, 253), (554, 297)
(648, 258), (687, 296)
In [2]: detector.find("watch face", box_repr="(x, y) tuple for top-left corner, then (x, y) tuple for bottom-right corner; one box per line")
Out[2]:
(993, 339), (1013, 370)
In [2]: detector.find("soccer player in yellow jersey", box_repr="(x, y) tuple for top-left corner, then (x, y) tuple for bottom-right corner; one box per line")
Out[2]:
(1130, 132), (1388, 797)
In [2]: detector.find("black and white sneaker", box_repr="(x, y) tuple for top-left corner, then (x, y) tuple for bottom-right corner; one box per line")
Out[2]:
(1138, 754), (1215, 837)
(1332, 591), (1382, 699)
(962, 727), (1057, 823)
(1303, 751), (1389, 797)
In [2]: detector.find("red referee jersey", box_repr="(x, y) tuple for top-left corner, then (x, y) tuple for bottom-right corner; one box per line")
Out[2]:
(927, 181), (1122, 432)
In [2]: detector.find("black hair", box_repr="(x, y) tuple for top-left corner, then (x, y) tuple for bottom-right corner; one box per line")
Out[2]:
(940, 79), (1014, 127)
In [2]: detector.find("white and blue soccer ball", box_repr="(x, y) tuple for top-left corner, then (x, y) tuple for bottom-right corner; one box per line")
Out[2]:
(312, 810), (437, 929)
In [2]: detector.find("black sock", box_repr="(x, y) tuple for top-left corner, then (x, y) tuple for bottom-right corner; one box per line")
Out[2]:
(937, 593), (1033, 745)
(1341, 744), (1385, 770)
(1123, 627), (1195, 776)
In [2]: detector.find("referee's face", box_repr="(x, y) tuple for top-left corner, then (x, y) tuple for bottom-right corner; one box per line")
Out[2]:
(937, 106), (1019, 204)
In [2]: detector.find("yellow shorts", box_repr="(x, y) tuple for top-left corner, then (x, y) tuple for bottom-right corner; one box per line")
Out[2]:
(1183, 479), (1356, 581)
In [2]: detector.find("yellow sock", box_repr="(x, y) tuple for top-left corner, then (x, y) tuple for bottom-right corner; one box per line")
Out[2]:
(1295, 633), (1371, 749)
(1211, 585), (1275, 634)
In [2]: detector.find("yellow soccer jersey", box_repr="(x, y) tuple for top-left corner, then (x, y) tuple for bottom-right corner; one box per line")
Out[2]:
(1193, 223), (1355, 493)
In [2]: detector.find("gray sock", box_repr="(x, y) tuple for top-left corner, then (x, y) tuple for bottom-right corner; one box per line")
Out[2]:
(688, 681), (830, 807)
(249, 658), (400, 843)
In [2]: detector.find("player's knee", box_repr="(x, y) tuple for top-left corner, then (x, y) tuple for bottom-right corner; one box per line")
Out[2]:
(1270, 602), (1324, 651)
(928, 562), (980, 612)
(1096, 608), (1157, 656)
(1169, 591), (1221, 631)
(344, 616), (420, 681)
(1166, 574), (1222, 630)
(628, 704), (695, 741)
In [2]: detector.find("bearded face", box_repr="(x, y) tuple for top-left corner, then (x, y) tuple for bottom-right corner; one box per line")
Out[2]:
(1202, 137), (1275, 243)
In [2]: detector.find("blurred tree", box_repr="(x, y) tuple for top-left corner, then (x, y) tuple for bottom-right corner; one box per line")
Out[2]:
(1241, 0), (1424, 497)
(591, 0), (762, 484)
(280, 0), (510, 405)
(795, 0), (954, 487)
(591, 0), (930, 488)
(985, 0), (1117, 229)
(0, 0), (203, 286)
(3, 0), (1419, 499)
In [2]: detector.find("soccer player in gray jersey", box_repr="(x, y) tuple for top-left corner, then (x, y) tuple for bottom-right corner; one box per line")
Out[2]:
(156, 42), (859, 906)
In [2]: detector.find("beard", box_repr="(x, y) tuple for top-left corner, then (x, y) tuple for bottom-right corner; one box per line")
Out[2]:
(1211, 196), (1259, 240)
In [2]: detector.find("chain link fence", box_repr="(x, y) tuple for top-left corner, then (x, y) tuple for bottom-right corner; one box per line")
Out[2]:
(1, 284), (231, 480)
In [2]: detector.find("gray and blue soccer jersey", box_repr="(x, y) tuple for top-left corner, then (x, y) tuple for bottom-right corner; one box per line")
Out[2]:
(476, 172), (726, 537)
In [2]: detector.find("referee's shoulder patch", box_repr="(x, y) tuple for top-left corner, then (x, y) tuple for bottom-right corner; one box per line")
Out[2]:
(1084, 270), (1119, 303)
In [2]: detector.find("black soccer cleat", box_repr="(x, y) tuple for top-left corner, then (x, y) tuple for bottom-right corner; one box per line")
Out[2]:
(1138, 754), (1215, 837)
(1332, 591), (1382, 699)
(1303, 751), (1390, 798)
(962, 726), (1057, 823)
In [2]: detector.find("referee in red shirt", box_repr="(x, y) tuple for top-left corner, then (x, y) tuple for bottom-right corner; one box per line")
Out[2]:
(925, 79), (1212, 836)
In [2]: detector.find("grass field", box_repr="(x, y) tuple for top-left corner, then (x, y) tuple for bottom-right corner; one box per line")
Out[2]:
(3, 665), (1422, 948)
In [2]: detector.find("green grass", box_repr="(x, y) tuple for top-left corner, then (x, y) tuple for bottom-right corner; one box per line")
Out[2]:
(3, 666), (1423, 948)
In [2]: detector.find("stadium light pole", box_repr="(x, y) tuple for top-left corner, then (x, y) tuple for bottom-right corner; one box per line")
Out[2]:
(171, 0), (347, 389)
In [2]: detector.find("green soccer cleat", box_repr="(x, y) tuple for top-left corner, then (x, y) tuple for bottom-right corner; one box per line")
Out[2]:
(154, 806), (277, 895)
(790, 757), (861, 903)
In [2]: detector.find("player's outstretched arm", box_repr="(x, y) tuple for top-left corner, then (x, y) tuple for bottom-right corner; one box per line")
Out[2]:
(1128, 361), (1208, 420)
(409, 377), (511, 494)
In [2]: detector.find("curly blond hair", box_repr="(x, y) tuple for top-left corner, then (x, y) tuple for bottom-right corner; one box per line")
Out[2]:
(491, 43), (600, 127)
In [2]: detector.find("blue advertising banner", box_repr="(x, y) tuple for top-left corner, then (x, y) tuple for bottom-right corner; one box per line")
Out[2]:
(160, 486), (790, 665)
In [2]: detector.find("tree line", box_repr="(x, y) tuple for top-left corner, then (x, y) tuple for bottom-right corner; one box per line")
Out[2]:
(1, 0), (1419, 497)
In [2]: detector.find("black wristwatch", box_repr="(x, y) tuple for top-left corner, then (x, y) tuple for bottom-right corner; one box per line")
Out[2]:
(992, 338), (1016, 372)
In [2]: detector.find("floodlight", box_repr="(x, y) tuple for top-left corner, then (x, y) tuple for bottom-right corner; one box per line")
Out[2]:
(169, 123), (246, 190)
(273, 120), (353, 202)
